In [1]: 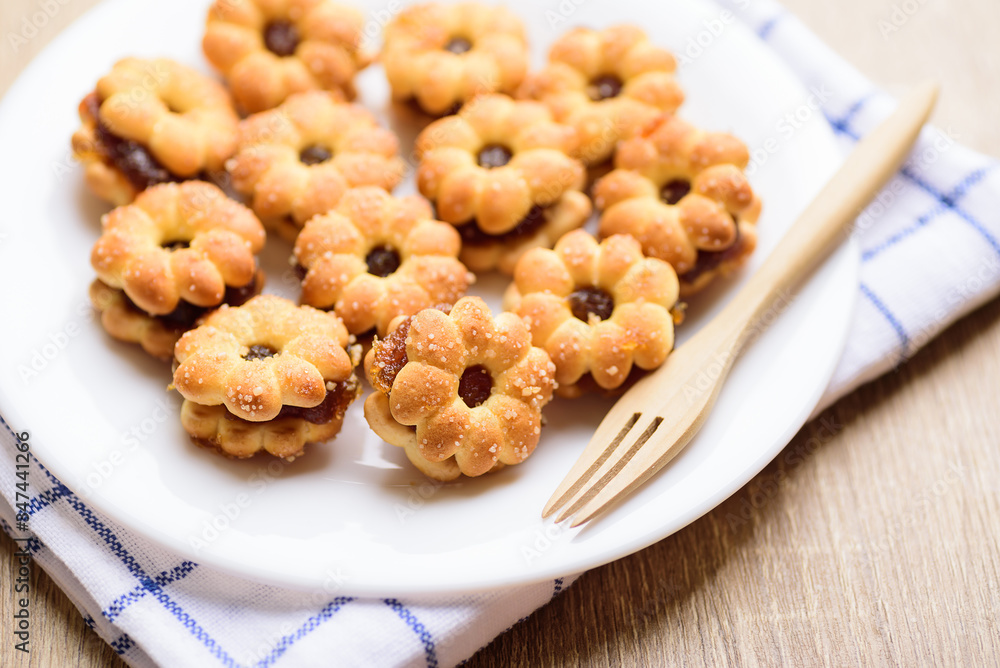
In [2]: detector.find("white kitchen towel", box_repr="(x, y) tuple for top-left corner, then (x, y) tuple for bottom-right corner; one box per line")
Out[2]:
(3, 1), (999, 666)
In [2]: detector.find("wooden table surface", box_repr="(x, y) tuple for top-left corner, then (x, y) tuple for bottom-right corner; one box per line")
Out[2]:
(3, 1), (998, 666)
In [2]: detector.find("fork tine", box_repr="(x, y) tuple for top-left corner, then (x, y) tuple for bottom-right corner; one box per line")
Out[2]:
(545, 325), (732, 522)
(541, 402), (646, 518)
(551, 411), (663, 522)
(567, 415), (702, 527)
(542, 354), (688, 519)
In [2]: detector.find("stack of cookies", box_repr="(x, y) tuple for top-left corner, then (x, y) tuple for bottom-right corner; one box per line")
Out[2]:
(72, 0), (761, 481)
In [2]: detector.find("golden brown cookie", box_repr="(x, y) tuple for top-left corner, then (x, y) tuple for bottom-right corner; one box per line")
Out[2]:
(518, 26), (684, 166)
(503, 230), (679, 398)
(202, 0), (372, 113)
(228, 91), (405, 241)
(294, 187), (473, 336)
(416, 94), (592, 273)
(173, 295), (361, 460)
(364, 297), (556, 481)
(382, 2), (529, 117)
(90, 182), (267, 359)
(593, 114), (762, 295)
(71, 58), (239, 206)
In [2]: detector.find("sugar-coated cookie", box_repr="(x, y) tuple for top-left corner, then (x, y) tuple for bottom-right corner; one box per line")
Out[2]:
(203, 0), (371, 113)
(504, 230), (680, 397)
(518, 26), (684, 166)
(364, 297), (556, 480)
(383, 2), (529, 116)
(594, 114), (762, 295)
(72, 58), (239, 205)
(416, 94), (592, 273)
(173, 295), (361, 460)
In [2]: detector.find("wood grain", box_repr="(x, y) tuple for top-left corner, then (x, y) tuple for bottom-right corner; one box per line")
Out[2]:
(2, 1), (999, 666)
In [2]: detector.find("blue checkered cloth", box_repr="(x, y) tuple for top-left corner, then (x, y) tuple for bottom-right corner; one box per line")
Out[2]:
(3, 2), (999, 666)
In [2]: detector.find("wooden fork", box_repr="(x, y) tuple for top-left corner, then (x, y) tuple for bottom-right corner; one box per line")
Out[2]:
(544, 81), (940, 527)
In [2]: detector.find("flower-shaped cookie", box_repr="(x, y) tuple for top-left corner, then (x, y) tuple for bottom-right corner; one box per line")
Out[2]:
(90, 182), (266, 359)
(382, 2), (529, 116)
(71, 58), (239, 205)
(504, 231), (679, 397)
(203, 0), (372, 113)
(518, 26), (685, 166)
(173, 295), (361, 459)
(294, 187), (474, 336)
(416, 94), (592, 273)
(364, 297), (556, 481)
(594, 114), (762, 295)
(227, 91), (405, 240)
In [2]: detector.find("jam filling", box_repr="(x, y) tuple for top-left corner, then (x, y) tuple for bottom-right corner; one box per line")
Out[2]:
(264, 20), (300, 57)
(477, 144), (513, 169)
(371, 317), (412, 394)
(371, 304), (454, 395)
(243, 344), (277, 361)
(569, 287), (615, 323)
(299, 144), (333, 165)
(275, 378), (357, 424)
(94, 121), (176, 190)
(588, 74), (624, 101)
(365, 246), (401, 277)
(458, 365), (492, 408)
(459, 205), (547, 246)
(660, 179), (691, 205)
(221, 377), (358, 425)
(85, 93), (181, 191)
(154, 300), (210, 331)
(444, 37), (473, 54)
(680, 223), (742, 283)
(122, 271), (261, 331)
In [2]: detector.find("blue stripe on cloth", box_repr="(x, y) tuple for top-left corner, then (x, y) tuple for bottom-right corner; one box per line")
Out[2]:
(384, 599), (439, 668)
(26, 461), (240, 668)
(118, 565), (240, 667)
(0, 516), (36, 549)
(861, 204), (947, 263)
(0, 517), (45, 554)
(110, 633), (135, 655)
(0, 517), (41, 552)
(825, 116), (1000, 260)
(34, 465), (155, 580)
(900, 166), (1000, 258)
(25, 485), (73, 516)
(945, 165), (994, 203)
(104, 561), (199, 622)
(254, 596), (355, 668)
(859, 283), (910, 355)
(827, 94), (875, 133)
(756, 13), (786, 40)
(2, 415), (368, 668)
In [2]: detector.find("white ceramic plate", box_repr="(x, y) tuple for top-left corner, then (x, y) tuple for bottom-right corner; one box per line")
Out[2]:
(0, 0), (856, 596)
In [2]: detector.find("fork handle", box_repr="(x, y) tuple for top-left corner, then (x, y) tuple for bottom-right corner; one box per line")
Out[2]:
(546, 82), (940, 526)
(721, 81), (939, 353)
